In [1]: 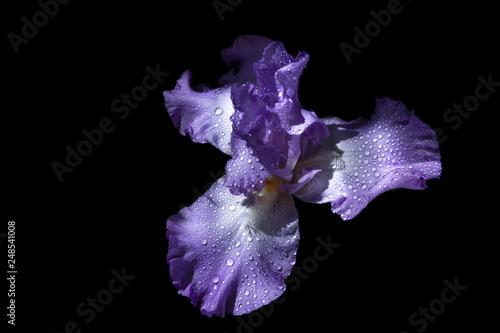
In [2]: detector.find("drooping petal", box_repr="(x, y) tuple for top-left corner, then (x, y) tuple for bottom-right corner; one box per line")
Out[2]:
(163, 71), (234, 155)
(167, 177), (299, 317)
(218, 35), (274, 86)
(294, 97), (442, 220)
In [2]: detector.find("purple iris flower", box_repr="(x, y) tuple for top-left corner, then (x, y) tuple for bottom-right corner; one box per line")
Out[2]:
(164, 35), (441, 317)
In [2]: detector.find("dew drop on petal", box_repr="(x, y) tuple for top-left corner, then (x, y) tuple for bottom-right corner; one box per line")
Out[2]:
(215, 107), (223, 116)
(226, 258), (235, 267)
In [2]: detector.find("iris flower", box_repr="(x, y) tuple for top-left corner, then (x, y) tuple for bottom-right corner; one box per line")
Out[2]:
(164, 35), (441, 317)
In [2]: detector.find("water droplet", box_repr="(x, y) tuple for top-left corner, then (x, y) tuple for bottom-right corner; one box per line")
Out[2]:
(235, 241), (241, 247)
(226, 258), (235, 267)
(201, 239), (208, 245)
(229, 205), (236, 211)
(247, 158), (252, 163)
(215, 107), (223, 116)
(212, 275), (220, 283)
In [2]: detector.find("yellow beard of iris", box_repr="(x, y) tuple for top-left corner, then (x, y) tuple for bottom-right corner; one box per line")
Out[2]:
(259, 175), (281, 202)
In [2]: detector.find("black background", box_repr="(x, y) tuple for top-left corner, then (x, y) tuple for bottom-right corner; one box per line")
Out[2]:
(4, 0), (498, 332)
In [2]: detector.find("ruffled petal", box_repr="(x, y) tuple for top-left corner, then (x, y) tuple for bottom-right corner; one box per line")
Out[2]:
(223, 125), (280, 196)
(167, 177), (299, 317)
(218, 35), (274, 86)
(225, 83), (329, 196)
(294, 97), (442, 220)
(253, 41), (310, 130)
(224, 42), (329, 196)
(281, 166), (322, 194)
(163, 71), (234, 155)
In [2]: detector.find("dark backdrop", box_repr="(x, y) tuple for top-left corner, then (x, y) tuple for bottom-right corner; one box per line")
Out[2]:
(4, 0), (497, 332)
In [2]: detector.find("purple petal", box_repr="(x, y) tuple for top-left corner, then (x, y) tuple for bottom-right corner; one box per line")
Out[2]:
(294, 97), (442, 220)
(295, 108), (332, 159)
(224, 42), (329, 195)
(253, 41), (310, 130)
(223, 124), (280, 196)
(218, 35), (274, 86)
(281, 166), (322, 194)
(163, 71), (234, 155)
(167, 177), (299, 317)
(225, 84), (328, 195)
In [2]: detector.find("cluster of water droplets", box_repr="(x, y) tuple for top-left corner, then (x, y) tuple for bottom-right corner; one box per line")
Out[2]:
(295, 104), (441, 220)
(224, 132), (279, 196)
(173, 177), (299, 315)
(165, 71), (237, 156)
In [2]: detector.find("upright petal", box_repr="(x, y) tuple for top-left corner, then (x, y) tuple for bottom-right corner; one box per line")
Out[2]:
(218, 35), (274, 86)
(253, 41), (310, 130)
(167, 177), (299, 317)
(224, 42), (329, 196)
(294, 97), (442, 220)
(225, 83), (329, 196)
(163, 71), (234, 155)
